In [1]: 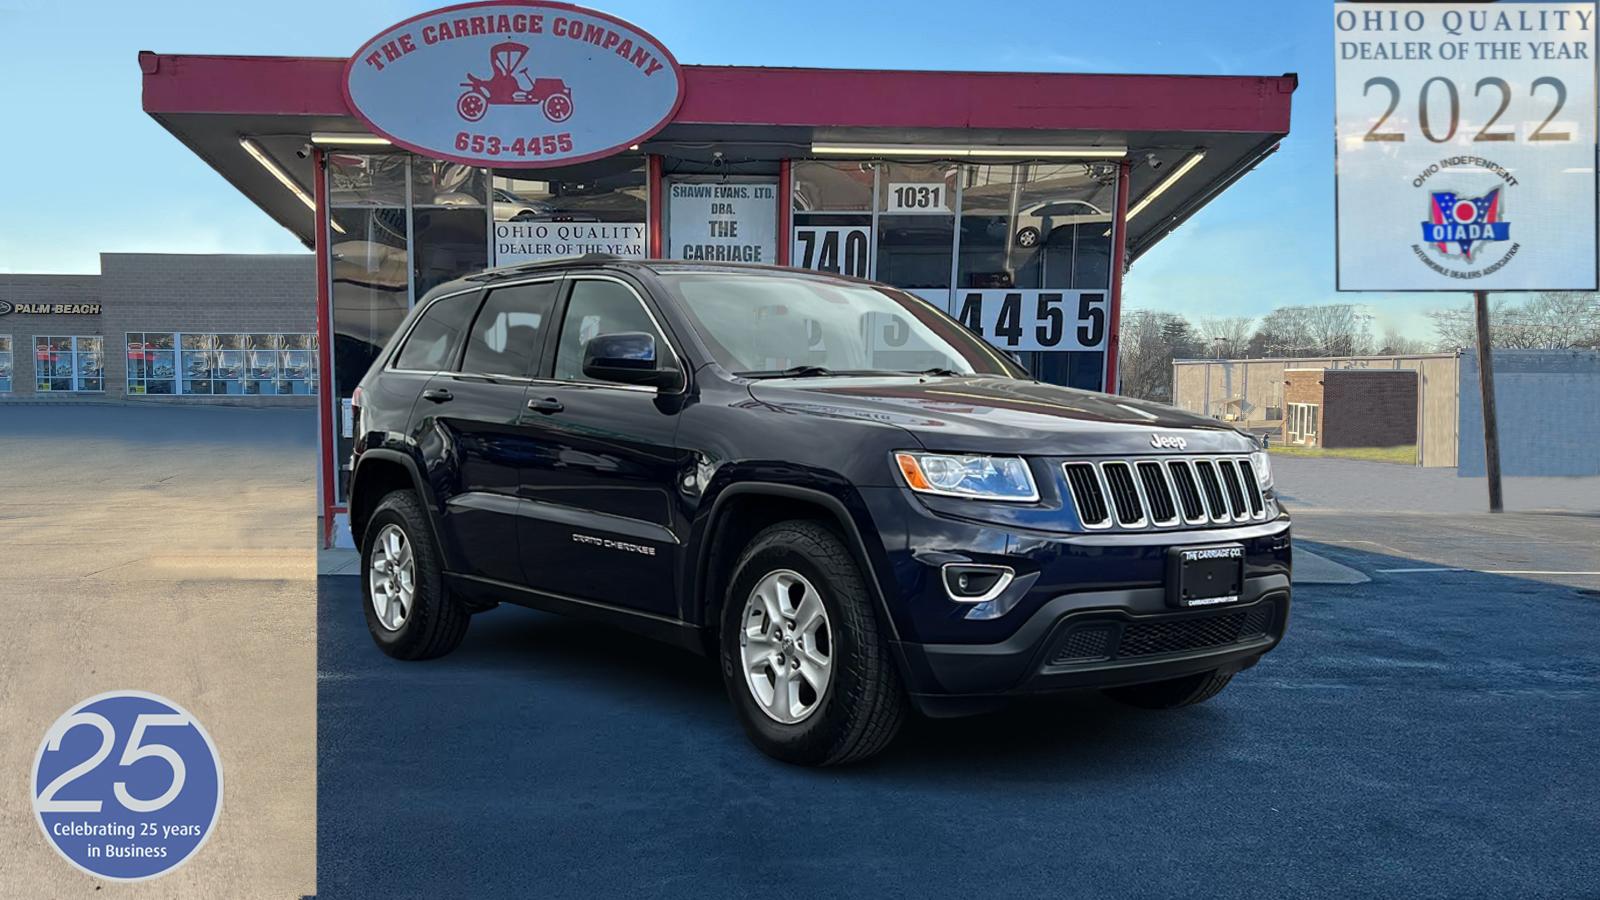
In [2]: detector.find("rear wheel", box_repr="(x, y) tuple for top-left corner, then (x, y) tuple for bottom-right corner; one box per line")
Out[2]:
(720, 521), (906, 766)
(1103, 668), (1234, 709)
(361, 490), (469, 660)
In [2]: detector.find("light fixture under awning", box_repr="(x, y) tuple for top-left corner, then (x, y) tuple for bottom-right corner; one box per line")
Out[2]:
(810, 143), (1126, 159)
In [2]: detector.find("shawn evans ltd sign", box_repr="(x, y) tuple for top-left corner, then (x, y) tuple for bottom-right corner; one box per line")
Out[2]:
(0, 300), (100, 316)
(343, 1), (685, 168)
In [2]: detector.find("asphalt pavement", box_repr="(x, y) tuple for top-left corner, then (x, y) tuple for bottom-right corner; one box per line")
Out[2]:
(316, 520), (1600, 898)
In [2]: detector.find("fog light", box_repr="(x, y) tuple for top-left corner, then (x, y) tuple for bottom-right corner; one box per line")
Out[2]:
(941, 564), (1015, 603)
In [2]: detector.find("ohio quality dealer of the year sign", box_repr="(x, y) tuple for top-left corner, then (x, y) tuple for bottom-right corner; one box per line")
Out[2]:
(1334, 2), (1598, 291)
(343, 1), (685, 167)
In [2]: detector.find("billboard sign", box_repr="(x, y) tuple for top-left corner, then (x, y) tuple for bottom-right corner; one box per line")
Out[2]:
(344, 1), (684, 168)
(1334, 3), (1597, 291)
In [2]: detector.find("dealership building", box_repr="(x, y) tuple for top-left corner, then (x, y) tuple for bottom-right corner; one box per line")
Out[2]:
(0, 253), (315, 403)
(137, 2), (1296, 543)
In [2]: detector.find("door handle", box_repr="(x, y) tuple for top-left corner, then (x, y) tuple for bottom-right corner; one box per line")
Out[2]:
(421, 388), (453, 403)
(527, 396), (564, 414)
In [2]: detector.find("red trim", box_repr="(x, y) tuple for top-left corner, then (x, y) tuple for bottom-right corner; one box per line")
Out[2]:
(777, 159), (793, 266)
(647, 154), (664, 257)
(142, 52), (1295, 136)
(1103, 159), (1132, 395)
(337, 1), (687, 169)
(312, 149), (338, 548)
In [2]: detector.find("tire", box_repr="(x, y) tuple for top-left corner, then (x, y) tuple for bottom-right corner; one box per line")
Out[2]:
(1014, 226), (1041, 248)
(360, 490), (469, 661)
(1103, 668), (1234, 710)
(720, 521), (907, 766)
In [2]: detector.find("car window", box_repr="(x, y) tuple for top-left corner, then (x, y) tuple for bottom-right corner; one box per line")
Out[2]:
(553, 279), (667, 383)
(460, 281), (559, 378)
(393, 291), (479, 372)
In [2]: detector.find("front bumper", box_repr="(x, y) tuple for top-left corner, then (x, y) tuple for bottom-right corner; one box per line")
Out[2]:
(895, 577), (1289, 716)
(854, 486), (1292, 716)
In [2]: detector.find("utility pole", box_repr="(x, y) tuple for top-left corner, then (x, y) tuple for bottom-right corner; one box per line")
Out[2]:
(1473, 290), (1503, 513)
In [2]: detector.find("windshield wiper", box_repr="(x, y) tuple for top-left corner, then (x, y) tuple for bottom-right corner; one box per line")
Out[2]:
(909, 367), (963, 377)
(738, 365), (841, 379)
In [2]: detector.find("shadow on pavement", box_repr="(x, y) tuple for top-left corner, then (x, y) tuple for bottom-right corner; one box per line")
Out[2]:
(316, 539), (1600, 899)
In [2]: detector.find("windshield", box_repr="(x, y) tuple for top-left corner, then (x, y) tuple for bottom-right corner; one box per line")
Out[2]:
(662, 273), (1024, 378)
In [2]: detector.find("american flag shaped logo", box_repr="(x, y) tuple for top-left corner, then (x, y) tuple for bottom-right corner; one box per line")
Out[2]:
(1420, 188), (1510, 261)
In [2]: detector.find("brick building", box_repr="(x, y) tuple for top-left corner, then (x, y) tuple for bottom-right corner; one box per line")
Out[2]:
(0, 253), (315, 405)
(1282, 367), (1418, 450)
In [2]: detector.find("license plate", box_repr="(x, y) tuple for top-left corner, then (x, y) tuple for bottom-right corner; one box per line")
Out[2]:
(1167, 544), (1245, 609)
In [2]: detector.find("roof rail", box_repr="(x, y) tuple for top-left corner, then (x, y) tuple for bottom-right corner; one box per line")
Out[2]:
(465, 253), (625, 281)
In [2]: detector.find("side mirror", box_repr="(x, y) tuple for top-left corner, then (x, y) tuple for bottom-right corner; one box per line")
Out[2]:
(581, 331), (680, 390)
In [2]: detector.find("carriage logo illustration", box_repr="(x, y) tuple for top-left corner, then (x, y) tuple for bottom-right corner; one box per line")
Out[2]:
(456, 41), (574, 123)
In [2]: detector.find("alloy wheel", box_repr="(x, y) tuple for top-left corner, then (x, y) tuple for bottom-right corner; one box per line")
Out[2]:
(369, 524), (416, 632)
(739, 569), (833, 724)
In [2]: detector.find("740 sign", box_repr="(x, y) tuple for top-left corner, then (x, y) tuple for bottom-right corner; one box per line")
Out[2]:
(953, 290), (1106, 352)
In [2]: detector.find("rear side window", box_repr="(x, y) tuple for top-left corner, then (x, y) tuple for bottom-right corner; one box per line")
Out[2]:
(461, 280), (559, 377)
(394, 291), (479, 372)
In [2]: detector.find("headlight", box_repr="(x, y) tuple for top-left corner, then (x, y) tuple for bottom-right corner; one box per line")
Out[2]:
(894, 452), (1039, 502)
(1249, 449), (1273, 490)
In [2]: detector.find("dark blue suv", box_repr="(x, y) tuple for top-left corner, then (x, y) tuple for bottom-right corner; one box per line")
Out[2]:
(348, 258), (1291, 765)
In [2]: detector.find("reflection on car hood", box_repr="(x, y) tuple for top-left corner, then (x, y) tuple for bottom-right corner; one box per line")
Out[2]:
(745, 375), (1256, 455)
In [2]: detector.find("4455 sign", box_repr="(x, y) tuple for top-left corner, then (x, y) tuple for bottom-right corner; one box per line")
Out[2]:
(952, 290), (1107, 352)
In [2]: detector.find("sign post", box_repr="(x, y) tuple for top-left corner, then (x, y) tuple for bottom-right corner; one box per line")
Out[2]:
(1473, 290), (1504, 512)
(1334, 1), (1597, 510)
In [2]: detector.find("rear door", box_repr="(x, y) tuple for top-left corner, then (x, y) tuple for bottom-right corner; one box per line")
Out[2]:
(415, 277), (561, 585)
(516, 274), (688, 617)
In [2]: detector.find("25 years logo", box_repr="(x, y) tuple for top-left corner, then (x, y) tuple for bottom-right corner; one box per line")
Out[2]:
(32, 691), (223, 881)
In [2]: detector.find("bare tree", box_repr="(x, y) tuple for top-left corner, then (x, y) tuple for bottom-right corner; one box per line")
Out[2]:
(1247, 304), (1371, 357)
(1376, 327), (1431, 356)
(1196, 316), (1255, 358)
(1428, 292), (1600, 350)
(1119, 309), (1200, 402)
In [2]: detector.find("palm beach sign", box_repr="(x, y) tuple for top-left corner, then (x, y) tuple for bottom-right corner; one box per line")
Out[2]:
(343, 1), (685, 168)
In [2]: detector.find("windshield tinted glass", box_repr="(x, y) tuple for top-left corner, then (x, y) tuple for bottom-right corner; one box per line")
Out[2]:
(662, 273), (1023, 377)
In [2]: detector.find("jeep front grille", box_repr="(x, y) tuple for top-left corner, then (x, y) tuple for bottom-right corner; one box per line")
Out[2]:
(1062, 456), (1272, 531)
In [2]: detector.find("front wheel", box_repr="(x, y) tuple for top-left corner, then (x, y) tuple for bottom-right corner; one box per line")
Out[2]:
(1103, 668), (1234, 709)
(361, 490), (469, 660)
(720, 521), (907, 766)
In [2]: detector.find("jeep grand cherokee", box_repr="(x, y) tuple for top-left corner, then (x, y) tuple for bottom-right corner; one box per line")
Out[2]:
(347, 258), (1291, 766)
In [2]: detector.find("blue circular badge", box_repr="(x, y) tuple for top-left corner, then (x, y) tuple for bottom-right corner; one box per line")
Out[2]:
(31, 691), (223, 881)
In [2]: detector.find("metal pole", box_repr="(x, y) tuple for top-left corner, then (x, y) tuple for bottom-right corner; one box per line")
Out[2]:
(1473, 290), (1503, 512)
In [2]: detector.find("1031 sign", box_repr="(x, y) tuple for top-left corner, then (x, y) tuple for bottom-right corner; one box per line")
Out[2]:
(953, 290), (1107, 352)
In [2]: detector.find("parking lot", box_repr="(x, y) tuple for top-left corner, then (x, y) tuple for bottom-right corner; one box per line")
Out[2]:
(318, 458), (1600, 899)
(0, 405), (318, 897)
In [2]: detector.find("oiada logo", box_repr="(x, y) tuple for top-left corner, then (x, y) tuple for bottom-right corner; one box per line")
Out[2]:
(1416, 182), (1516, 278)
(343, 1), (685, 168)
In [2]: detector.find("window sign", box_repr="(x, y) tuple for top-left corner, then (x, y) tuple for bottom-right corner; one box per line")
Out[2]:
(495, 221), (646, 264)
(885, 182), (952, 214)
(668, 181), (778, 262)
(950, 289), (1108, 353)
(0, 334), (11, 392)
(1334, 2), (1597, 291)
(792, 225), (871, 278)
(35, 336), (102, 392)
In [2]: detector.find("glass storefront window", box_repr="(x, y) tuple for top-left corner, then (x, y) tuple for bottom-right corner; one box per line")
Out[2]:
(875, 162), (957, 292)
(956, 163), (1115, 291)
(489, 158), (647, 267)
(792, 161), (875, 279)
(412, 160), (486, 208)
(0, 335), (11, 392)
(126, 332), (177, 395)
(35, 335), (102, 392)
(328, 153), (408, 207)
(138, 333), (316, 397)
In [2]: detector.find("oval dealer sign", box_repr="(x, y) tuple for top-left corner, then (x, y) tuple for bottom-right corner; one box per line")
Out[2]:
(343, 1), (685, 168)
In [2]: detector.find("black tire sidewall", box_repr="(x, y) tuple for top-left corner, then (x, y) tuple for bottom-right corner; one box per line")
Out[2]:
(720, 533), (872, 764)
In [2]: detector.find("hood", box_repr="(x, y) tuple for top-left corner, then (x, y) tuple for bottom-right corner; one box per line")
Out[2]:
(745, 375), (1257, 456)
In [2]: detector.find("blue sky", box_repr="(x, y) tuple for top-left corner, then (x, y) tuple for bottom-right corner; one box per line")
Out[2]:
(0, 0), (1444, 337)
